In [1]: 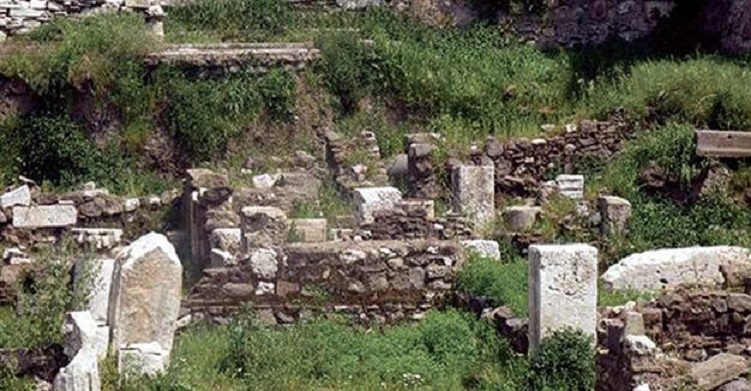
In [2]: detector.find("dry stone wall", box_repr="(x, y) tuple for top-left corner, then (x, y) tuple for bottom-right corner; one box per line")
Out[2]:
(183, 240), (464, 325)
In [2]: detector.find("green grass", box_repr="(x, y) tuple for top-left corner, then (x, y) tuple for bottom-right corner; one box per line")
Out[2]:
(456, 254), (529, 317)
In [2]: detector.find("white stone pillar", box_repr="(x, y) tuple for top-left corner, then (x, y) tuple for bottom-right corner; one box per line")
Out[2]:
(528, 244), (598, 352)
(451, 165), (495, 227)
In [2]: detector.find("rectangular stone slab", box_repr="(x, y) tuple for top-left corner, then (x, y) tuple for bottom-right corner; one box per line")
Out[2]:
(696, 130), (751, 158)
(528, 244), (598, 352)
(13, 205), (77, 228)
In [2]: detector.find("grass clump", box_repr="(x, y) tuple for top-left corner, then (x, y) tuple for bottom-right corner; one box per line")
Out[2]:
(528, 328), (595, 391)
(456, 252), (529, 316)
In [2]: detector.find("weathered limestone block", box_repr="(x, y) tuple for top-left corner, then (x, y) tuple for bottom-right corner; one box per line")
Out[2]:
(528, 244), (598, 352)
(503, 206), (541, 231)
(61, 311), (98, 360)
(12, 204), (77, 228)
(118, 342), (168, 377)
(53, 348), (101, 391)
(598, 195), (631, 236)
(209, 228), (241, 254)
(696, 130), (751, 158)
(451, 165), (495, 226)
(72, 228), (123, 250)
(461, 240), (501, 261)
(353, 187), (403, 224)
(601, 246), (751, 292)
(289, 218), (327, 242)
(241, 206), (288, 249)
(252, 173), (279, 188)
(250, 248), (278, 279)
(110, 232), (182, 372)
(0, 185), (30, 208)
(690, 353), (750, 390)
(555, 174), (584, 200)
(75, 257), (115, 325)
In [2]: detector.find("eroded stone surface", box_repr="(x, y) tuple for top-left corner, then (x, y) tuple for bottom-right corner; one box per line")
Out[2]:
(13, 204), (77, 228)
(598, 195), (631, 236)
(289, 218), (327, 242)
(353, 187), (403, 224)
(53, 348), (101, 391)
(461, 240), (500, 261)
(528, 244), (598, 352)
(118, 342), (168, 377)
(601, 246), (751, 292)
(555, 174), (584, 200)
(110, 232), (182, 363)
(690, 353), (749, 390)
(503, 206), (541, 231)
(75, 257), (115, 325)
(451, 165), (494, 226)
(0, 185), (30, 208)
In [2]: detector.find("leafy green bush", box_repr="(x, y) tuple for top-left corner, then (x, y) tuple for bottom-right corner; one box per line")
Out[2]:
(528, 328), (595, 391)
(456, 252), (529, 316)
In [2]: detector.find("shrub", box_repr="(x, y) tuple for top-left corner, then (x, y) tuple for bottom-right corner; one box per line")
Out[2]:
(528, 328), (595, 391)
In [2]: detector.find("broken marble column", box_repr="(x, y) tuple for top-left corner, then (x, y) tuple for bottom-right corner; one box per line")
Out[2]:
(555, 174), (584, 200)
(451, 165), (495, 227)
(352, 187), (403, 224)
(110, 232), (182, 375)
(528, 244), (598, 352)
(54, 311), (102, 391)
(503, 205), (541, 231)
(598, 195), (631, 236)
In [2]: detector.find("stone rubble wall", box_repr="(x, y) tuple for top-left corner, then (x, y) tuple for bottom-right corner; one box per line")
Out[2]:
(480, 120), (634, 196)
(182, 240), (464, 325)
(360, 208), (474, 241)
(597, 288), (751, 390)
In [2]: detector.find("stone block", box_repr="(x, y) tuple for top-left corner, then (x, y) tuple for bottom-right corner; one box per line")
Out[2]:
(241, 206), (288, 249)
(76, 257), (116, 325)
(252, 173), (279, 188)
(209, 228), (241, 254)
(250, 248), (277, 279)
(110, 233), (182, 363)
(601, 246), (751, 292)
(696, 130), (751, 158)
(451, 165), (495, 226)
(186, 168), (228, 189)
(118, 342), (168, 376)
(555, 174), (584, 200)
(61, 311), (98, 360)
(289, 218), (327, 242)
(353, 187), (403, 224)
(72, 228), (123, 250)
(461, 240), (501, 261)
(503, 206), (541, 231)
(0, 185), (30, 208)
(12, 204), (77, 228)
(690, 353), (749, 390)
(598, 195), (631, 236)
(53, 348), (101, 391)
(528, 244), (598, 352)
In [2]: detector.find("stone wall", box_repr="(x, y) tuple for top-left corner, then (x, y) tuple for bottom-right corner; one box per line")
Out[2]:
(597, 289), (751, 390)
(480, 119), (633, 196)
(361, 208), (473, 241)
(182, 240), (464, 324)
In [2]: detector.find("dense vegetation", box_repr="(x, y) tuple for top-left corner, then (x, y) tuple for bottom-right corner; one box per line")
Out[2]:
(1, 0), (750, 389)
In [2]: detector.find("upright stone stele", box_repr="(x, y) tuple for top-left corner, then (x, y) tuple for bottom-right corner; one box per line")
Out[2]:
(110, 232), (182, 374)
(528, 244), (598, 352)
(451, 165), (495, 226)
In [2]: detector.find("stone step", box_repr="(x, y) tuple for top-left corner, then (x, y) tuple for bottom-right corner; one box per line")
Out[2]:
(696, 130), (751, 158)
